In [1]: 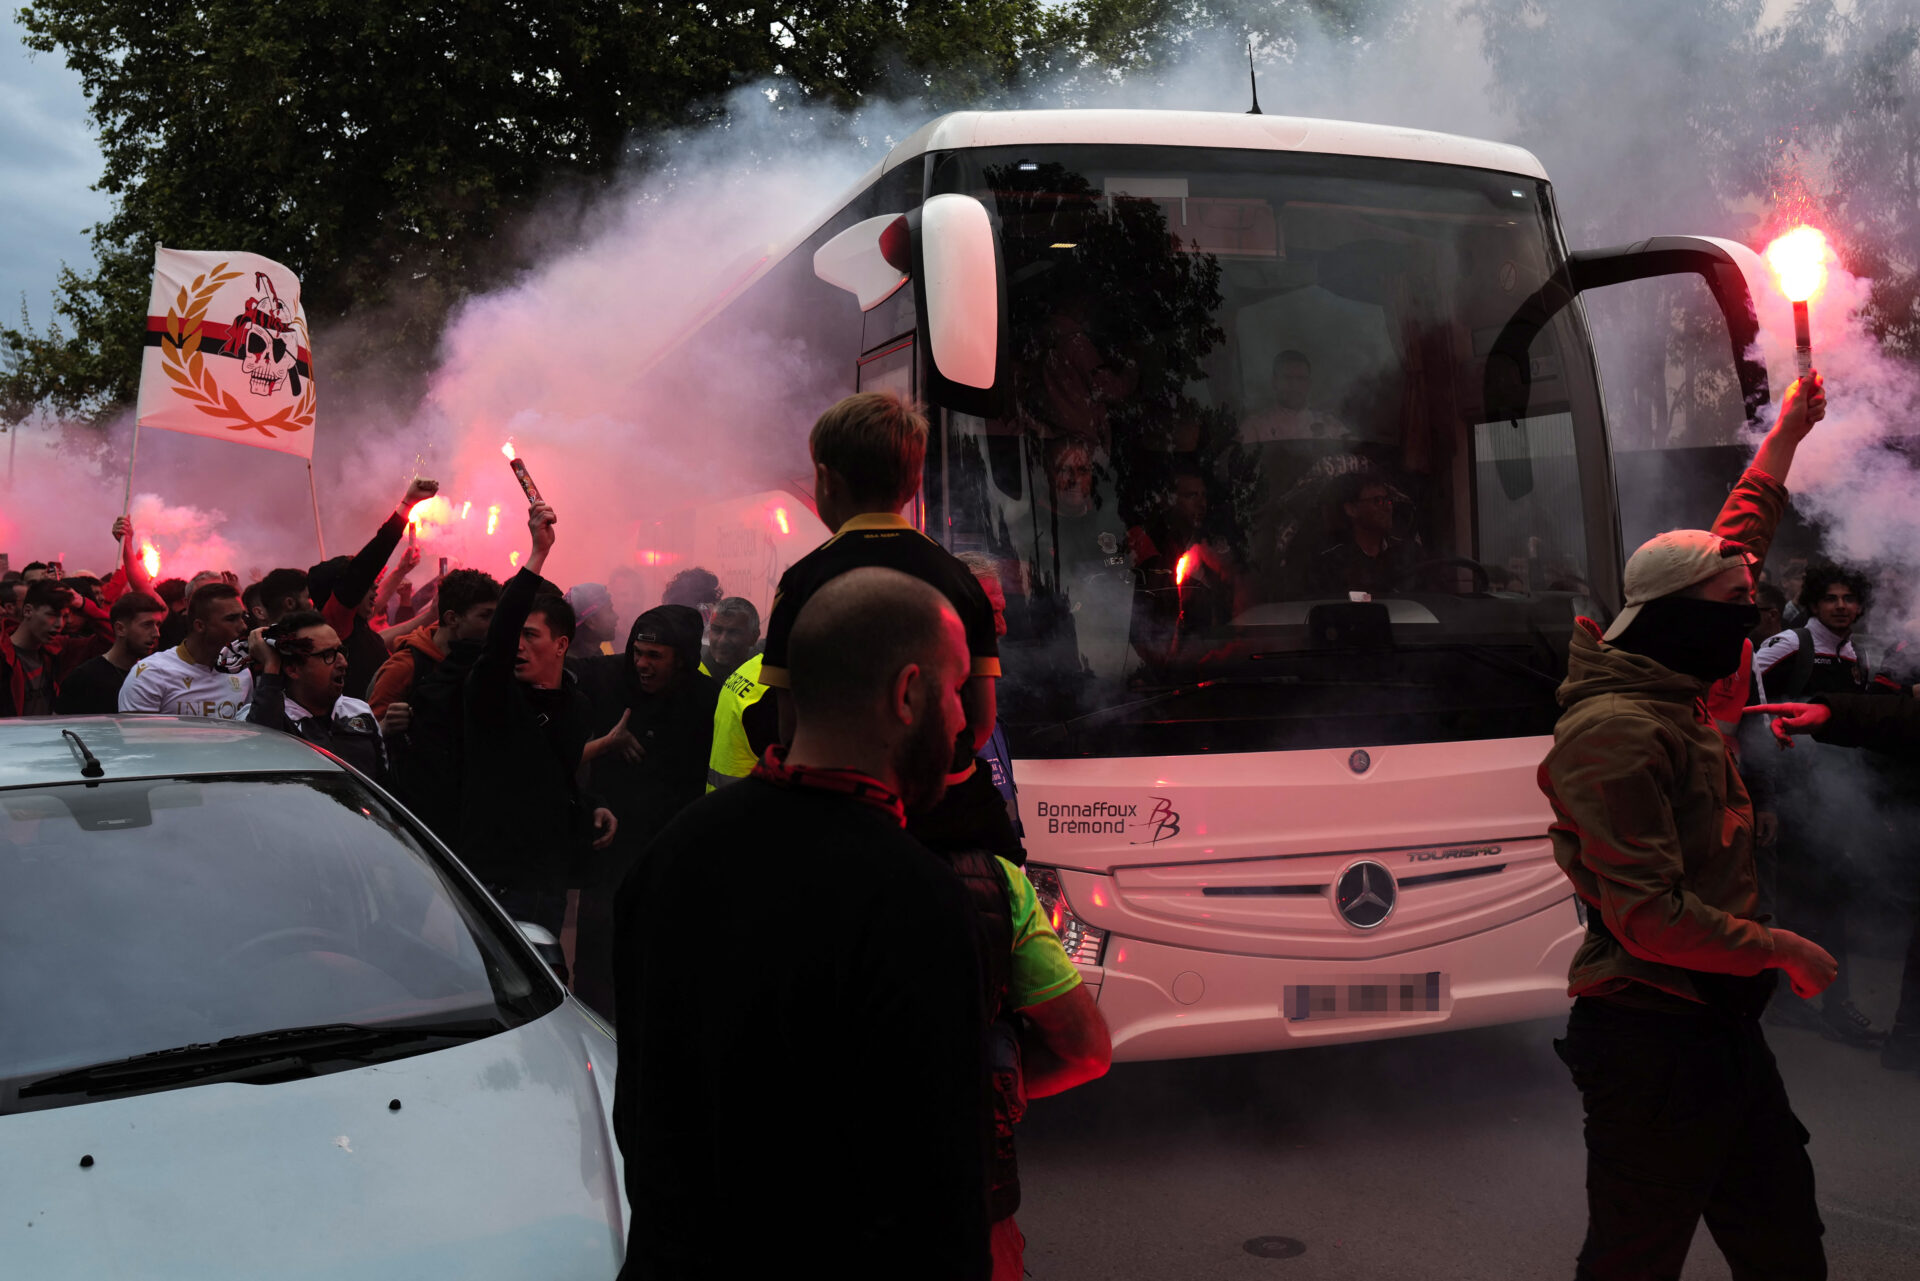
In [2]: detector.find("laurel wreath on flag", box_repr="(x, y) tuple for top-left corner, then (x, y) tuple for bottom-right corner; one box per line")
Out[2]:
(159, 262), (316, 438)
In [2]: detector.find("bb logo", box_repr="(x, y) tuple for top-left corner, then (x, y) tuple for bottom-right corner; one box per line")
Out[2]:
(1131, 797), (1182, 845)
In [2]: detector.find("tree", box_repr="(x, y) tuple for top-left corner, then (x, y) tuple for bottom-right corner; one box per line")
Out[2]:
(1, 0), (1062, 424)
(1818, 0), (1920, 362)
(1472, 0), (1920, 373)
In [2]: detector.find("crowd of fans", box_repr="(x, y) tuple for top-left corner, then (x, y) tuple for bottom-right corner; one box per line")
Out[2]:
(0, 390), (1111, 1280)
(1738, 556), (1920, 1066)
(16, 375), (1914, 1278)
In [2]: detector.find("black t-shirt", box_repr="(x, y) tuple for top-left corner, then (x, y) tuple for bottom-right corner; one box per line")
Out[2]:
(54, 654), (133, 714)
(613, 775), (990, 1280)
(1309, 536), (1421, 597)
(760, 513), (1001, 691)
(158, 610), (190, 651)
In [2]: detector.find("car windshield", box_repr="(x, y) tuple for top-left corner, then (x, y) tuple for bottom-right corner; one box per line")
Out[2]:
(0, 773), (557, 1094)
(933, 145), (1611, 757)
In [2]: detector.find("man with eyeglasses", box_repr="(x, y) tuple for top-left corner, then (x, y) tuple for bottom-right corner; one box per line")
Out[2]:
(1309, 473), (1419, 598)
(243, 610), (408, 783)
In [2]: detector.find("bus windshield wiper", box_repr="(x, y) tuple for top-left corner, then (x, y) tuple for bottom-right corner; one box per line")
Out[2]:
(1393, 641), (1563, 689)
(16, 1018), (503, 1100)
(1052, 672), (1386, 733)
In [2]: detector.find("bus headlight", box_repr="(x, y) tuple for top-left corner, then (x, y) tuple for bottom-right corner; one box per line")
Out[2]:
(1028, 864), (1108, 967)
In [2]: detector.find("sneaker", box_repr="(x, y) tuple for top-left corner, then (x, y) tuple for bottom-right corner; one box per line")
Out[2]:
(1882, 1028), (1920, 1072)
(1820, 998), (1889, 1049)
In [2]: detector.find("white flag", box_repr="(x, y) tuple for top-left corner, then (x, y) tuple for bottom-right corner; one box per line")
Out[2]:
(136, 248), (317, 459)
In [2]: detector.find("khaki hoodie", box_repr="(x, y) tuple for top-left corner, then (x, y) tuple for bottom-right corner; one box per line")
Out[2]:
(1539, 466), (1785, 1004)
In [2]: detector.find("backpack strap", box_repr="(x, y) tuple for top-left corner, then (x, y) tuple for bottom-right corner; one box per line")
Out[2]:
(1771, 626), (1816, 701)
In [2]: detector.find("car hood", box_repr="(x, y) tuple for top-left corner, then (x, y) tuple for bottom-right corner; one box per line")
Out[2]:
(0, 1002), (625, 1279)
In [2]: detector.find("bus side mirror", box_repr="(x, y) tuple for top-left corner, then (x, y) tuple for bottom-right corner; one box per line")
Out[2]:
(814, 194), (1008, 417)
(914, 194), (1006, 414)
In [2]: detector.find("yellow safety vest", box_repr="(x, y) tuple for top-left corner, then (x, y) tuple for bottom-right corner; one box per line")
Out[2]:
(707, 652), (769, 792)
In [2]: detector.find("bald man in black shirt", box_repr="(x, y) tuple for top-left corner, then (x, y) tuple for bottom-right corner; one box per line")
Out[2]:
(614, 568), (991, 1280)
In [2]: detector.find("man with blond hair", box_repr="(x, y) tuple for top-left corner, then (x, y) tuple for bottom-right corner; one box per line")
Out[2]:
(762, 391), (1001, 770)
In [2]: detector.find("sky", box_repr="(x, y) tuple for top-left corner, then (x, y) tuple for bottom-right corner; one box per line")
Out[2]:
(0, 9), (109, 332)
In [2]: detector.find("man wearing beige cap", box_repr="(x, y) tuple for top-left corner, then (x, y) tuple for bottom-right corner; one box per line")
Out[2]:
(1542, 371), (1834, 1281)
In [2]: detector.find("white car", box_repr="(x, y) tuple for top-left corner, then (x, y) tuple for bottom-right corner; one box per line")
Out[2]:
(0, 716), (626, 1278)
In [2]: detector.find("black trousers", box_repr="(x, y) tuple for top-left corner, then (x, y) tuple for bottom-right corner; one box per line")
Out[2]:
(1896, 895), (1920, 1037)
(1555, 996), (1825, 1281)
(572, 881), (617, 1023)
(570, 841), (644, 1026)
(1774, 826), (1857, 1004)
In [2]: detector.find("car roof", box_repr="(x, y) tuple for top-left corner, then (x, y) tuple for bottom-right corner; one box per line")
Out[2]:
(0, 716), (341, 790)
(880, 109), (1550, 182)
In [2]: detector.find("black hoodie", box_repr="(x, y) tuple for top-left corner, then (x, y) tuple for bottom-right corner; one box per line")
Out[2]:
(457, 567), (599, 890)
(575, 605), (721, 876)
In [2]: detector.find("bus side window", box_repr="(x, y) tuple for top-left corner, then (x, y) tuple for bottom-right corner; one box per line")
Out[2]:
(1581, 274), (1754, 556)
(859, 336), (921, 528)
(858, 335), (914, 399)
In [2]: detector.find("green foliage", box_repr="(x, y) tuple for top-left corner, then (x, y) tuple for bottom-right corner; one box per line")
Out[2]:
(1472, 0), (1920, 375)
(0, 0), (1065, 424)
(1820, 0), (1920, 362)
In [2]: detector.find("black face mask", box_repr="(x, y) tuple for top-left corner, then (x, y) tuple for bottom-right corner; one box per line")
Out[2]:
(1613, 595), (1761, 682)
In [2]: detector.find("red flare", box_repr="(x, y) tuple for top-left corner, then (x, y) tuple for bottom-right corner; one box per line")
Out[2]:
(1764, 225), (1830, 304)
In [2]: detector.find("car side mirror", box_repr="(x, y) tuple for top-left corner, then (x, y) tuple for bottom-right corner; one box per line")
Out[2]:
(516, 921), (570, 987)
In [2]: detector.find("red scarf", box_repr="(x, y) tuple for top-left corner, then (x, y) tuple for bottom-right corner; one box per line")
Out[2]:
(751, 745), (905, 828)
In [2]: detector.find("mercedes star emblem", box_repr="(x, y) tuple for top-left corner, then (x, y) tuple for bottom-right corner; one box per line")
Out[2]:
(1335, 860), (1397, 930)
(1348, 749), (1372, 774)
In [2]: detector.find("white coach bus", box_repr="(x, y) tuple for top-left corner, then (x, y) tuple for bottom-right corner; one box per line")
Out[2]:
(673, 109), (1776, 1061)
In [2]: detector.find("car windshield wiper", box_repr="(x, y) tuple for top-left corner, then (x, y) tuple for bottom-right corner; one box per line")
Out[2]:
(15, 1017), (503, 1101)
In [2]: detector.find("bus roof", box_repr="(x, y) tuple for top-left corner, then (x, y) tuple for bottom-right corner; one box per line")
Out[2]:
(623, 108), (1547, 386)
(881, 109), (1549, 182)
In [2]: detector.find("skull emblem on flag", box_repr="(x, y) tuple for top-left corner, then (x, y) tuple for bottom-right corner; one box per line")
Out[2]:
(223, 273), (304, 398)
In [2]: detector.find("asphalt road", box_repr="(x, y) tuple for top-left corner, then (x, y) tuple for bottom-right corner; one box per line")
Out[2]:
(1015, 957), (1920, 1280)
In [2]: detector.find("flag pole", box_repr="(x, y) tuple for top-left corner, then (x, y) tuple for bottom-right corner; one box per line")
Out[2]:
(127, 240), (160, 514)
(306, 459), (327, 557)
(122, 421), (142, 516)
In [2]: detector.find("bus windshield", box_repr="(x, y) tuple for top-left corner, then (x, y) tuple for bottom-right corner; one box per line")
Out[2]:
(931, 145), (1612, 759)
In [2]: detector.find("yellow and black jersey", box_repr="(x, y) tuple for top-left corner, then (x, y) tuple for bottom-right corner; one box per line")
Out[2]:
(760, 512), (1001, 690)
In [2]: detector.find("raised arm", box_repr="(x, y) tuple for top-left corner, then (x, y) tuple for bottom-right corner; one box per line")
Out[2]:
(322, 478), (436, 636)
(1748, 371), (1826, 488)
(113, 516), (156, 600)
(242, 627), (293, 731)
(1708, 374), (1823, 570)
(370, 545), (422, 624)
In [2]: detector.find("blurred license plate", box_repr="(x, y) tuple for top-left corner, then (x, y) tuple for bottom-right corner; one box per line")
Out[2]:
(1283, 972), (1449, 1022)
